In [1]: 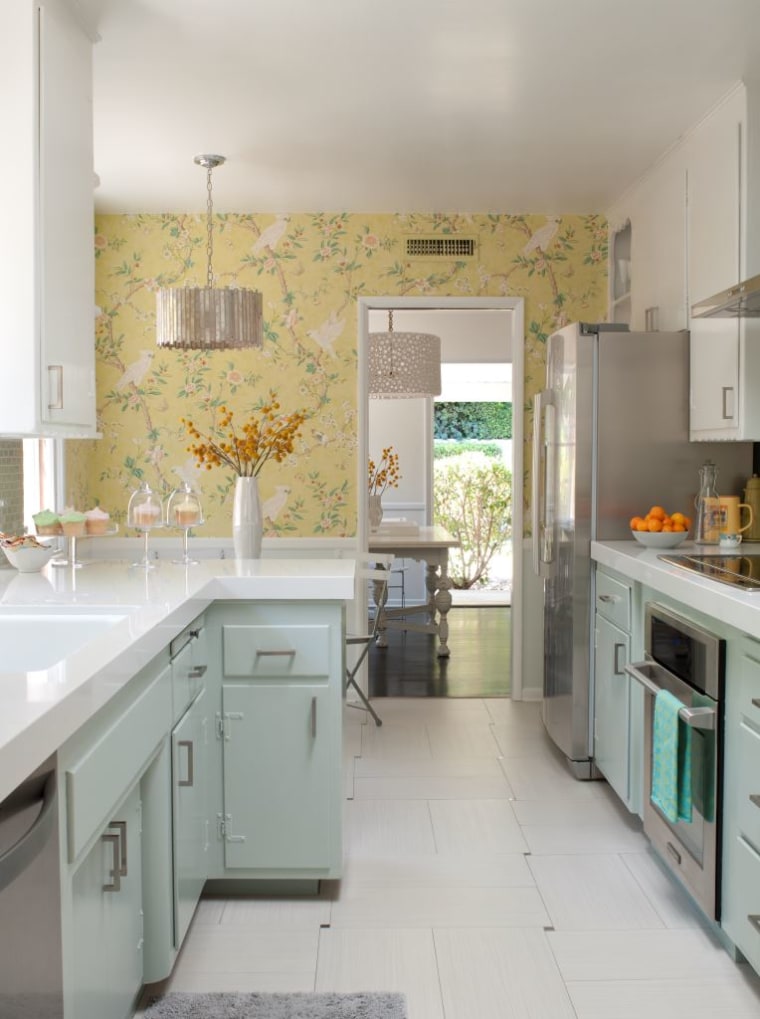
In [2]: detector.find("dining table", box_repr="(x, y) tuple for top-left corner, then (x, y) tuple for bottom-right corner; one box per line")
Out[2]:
(368, 524), (460, 657)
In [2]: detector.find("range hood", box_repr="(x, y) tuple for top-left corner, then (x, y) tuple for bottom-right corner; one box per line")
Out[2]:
(691, 273), (760, 318)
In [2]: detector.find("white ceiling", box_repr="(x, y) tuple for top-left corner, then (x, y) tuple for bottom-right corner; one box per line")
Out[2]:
(79, 0), (760, 215)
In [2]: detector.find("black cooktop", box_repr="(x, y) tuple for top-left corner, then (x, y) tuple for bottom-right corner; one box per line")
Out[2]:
(659, 553), (760, 592)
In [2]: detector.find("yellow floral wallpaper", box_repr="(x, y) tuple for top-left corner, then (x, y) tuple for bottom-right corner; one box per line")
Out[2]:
(66, 212), (607, 537)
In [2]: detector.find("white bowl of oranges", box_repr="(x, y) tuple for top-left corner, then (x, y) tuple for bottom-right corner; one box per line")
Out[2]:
(630, 506), (691, 548)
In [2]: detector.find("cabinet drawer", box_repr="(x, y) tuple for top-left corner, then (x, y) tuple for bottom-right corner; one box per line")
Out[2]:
(65, 664), (172, 862)
(223, 624), (330, 678)
(737, 720), (760, 850)
(171, 624), (207, 720)
(596, 570), (631, 632)
(737, 645), (760, 731)
(725, 835), (760, 973)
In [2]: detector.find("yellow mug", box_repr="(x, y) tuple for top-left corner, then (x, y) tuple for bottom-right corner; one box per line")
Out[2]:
(719, 496), (754, 534)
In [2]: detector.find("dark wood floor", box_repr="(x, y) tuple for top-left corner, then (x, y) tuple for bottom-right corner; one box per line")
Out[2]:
(369, 606), (511, 698)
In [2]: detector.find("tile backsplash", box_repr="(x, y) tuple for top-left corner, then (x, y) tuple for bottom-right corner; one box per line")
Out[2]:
(0, 439), (24, 539)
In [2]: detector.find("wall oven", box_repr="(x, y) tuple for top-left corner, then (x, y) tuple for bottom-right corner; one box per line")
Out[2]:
(625, 602), (725, 920)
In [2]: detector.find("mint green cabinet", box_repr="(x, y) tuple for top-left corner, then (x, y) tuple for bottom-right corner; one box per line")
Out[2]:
(68, 783), (143, 1019)
(60, 656), (172, 1017)
(221, 682), (333, 870)
(593, 566), (642, 814)
(594, 613), (631, 802)
(209, 600), (344, 881)
(172, 686), (210, 945)
(721, 636), (760, 972)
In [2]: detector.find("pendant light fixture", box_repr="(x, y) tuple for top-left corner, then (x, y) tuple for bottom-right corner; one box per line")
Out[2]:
(156, 154), (263, 350)
(368, 310), (442, 398)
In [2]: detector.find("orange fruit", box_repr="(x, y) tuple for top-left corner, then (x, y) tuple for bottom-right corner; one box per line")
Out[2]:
(636, 519), (650, 531)
(630, 516), (644, 530)
(662, 522), (674, 531)
(672, 522), (686, 532)
(671, 511), (686, 525)
(648, 505), (667, 521)
(647, 518), (664, 532)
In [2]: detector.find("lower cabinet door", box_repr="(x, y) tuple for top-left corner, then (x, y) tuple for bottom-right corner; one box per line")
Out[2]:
(222, 682), (332, 870)
(70, 783), (143, 1019)
(594, 614), (631, 805)
(172, 687), (209, 947)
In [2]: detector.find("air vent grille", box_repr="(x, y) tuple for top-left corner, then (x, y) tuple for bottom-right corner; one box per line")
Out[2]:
(405, 237), (476, 258)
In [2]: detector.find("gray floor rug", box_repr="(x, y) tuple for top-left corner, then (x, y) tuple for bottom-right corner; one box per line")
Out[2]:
(141, 991), (407, 1018)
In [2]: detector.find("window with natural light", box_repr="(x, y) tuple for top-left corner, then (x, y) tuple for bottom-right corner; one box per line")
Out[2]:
(22, 438), (60, 534)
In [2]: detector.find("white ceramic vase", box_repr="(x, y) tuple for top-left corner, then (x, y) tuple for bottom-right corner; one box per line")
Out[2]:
(369, 494), (384, 532)
(232, 476), (263, 558)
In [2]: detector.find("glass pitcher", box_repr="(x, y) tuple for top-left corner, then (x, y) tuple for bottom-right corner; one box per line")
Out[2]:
(695, 461), (721, 545)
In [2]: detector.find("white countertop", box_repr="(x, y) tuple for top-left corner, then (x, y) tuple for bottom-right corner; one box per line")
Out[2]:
(0, 558), (354, 802)
(592, 540), (760, 637)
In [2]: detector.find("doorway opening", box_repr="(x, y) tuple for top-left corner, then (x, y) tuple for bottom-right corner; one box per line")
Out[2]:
(434, 362), (512, 609)
(358, 297), (525, 700)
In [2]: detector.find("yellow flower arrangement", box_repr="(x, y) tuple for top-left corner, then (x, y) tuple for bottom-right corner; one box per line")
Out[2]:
(368, 447), (401, 495)
(182, 392), (307, 477)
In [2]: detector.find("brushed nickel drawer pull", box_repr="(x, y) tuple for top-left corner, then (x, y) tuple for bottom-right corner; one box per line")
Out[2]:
(47, 364), (63, 410)
(749, 914), (760, 931)
(666, 841), (682, 866)
(750, 794), (760, 810)
(598, 594), (618, 603)
(102, 833), (121, 892)
(722, 386), (734, 420)
(311, 696), (317, 738)
(178, 739), (194, 787)
(613, 642), (626, 676)
(752, 698), (760, 710)
(255, 649), (296, 657)
(188, 665), (207, 678)
(109, 820), (128, 876)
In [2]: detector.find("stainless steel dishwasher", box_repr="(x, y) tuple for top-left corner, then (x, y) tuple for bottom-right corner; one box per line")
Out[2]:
(0, 755), (63, 1018)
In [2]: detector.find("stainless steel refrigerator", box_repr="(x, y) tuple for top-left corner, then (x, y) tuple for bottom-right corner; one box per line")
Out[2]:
(531, 322), (752, 776)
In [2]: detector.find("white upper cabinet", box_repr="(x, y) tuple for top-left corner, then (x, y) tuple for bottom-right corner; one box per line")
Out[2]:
(0, 0), (97, 437)
(607, 154), (687, 334)
(686, 87), (742, 439)
(608, 81), (760, 442)
(686, 85), (760, 440)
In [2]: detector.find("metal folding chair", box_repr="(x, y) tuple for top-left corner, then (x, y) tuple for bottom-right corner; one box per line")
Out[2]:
(342, 553), (394, 726)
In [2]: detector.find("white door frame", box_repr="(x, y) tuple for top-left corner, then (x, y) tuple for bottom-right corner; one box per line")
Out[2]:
(357, 295), (526, 700)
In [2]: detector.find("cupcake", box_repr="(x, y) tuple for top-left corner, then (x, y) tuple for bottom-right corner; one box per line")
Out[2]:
(85, 506), (111, 535)
(33, 509), (62, 536)
(59, 509), (87, 537)
(132, 502), (161, 527)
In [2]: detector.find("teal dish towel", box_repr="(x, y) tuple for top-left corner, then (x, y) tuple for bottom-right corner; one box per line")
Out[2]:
(651, 689), (693, 824)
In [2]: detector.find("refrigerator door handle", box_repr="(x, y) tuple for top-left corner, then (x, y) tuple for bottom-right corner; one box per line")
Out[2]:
(532, 389), (553, 577)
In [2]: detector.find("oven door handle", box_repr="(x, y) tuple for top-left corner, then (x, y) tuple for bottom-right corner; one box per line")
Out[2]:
(624, 662), (716, 730)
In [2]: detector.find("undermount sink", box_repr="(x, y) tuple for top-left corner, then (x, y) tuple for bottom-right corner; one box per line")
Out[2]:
(0, 610), (128, 671)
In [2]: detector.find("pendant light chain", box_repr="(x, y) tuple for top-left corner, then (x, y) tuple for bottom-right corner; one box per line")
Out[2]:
(388, 309), (395, 377)
(205, 164), (215, 289)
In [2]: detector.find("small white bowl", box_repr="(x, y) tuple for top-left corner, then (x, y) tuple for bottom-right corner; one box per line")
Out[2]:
(631, 530), (689, 549)
(1, 543), (59, 573)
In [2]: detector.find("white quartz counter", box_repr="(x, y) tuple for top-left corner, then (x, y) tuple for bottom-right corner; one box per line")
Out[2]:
(0, 558), (355, 802)
(592, 539), (760, 637)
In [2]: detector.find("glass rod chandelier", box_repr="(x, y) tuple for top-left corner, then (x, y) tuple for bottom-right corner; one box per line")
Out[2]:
(368, 310), (442, 398)
(156, 154), (263, 350)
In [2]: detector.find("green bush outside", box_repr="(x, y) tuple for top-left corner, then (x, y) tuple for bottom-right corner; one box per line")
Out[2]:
(433, 401), (512, 440)
(434, 440), (502, 459)
(433, 453), (512, 589)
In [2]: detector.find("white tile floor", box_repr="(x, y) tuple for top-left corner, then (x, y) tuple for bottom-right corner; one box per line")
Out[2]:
(139, 697), (760, 1018)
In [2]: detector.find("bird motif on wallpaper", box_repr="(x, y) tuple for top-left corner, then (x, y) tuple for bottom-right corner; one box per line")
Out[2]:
(307, 310), (344, 357)
(116, 350), (154, 390)
(522, 215), (560, 255)
(172, 458), (205, 491)
(252, 215), (289, 254)
(263, 485), (291, 522)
